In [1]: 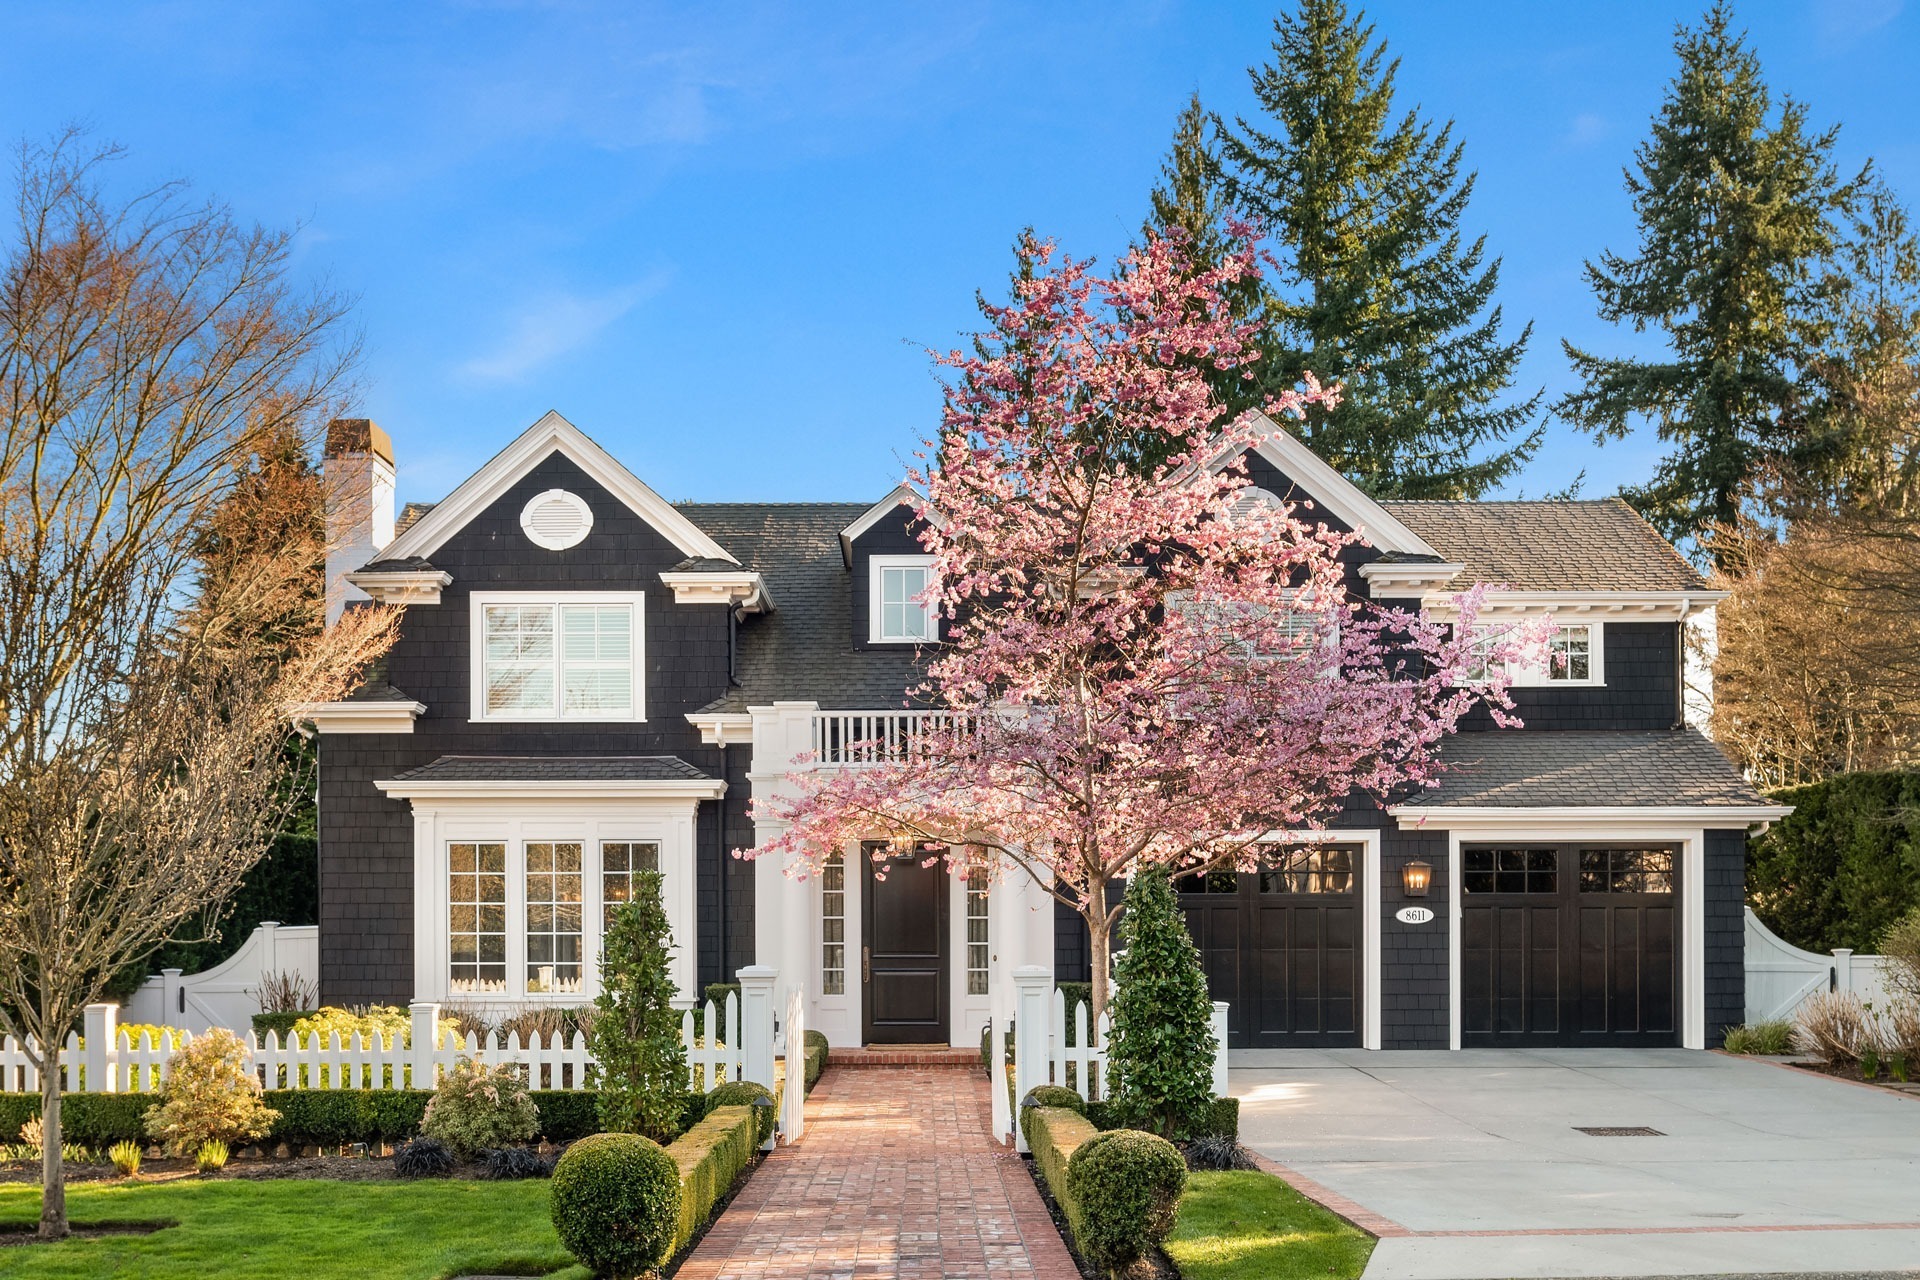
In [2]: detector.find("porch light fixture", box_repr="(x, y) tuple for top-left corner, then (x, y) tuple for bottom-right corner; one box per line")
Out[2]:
(1401, 859), (1433, 897)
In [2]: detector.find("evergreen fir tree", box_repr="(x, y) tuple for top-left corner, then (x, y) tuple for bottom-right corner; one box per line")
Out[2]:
(1557, 3), (1861, 555)
(1105, 866), (1216, 1139)
(1210, 0), (1541, 499)
(588, 871), (689, 1141)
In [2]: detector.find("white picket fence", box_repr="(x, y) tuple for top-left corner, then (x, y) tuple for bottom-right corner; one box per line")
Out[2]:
(991, 966), (1229, 1152)
(1745, 907), (1893, 1023)
(0, 966), (810, 1144)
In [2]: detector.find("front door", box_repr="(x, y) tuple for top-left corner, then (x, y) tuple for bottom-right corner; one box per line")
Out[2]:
(862, 843), (949, 1044)
(1461, 844), (1679, 1047)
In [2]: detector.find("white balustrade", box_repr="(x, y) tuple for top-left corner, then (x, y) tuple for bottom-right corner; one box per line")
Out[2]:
(809, 710), (957, 766)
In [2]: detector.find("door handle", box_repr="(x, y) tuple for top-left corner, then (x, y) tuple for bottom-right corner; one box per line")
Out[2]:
(863, 946), (871, 983)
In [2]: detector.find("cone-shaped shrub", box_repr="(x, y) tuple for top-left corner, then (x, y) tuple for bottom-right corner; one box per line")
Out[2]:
(1104, 865), (1216, 1138)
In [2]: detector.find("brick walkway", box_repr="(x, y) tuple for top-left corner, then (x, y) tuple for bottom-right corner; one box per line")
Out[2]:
(677, 1065), (1080, 1280)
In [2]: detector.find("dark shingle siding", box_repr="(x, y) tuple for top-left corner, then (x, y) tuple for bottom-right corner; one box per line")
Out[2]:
(1381, 825), (1450, 1049)
(1704, 828), (1747, 1046)
(1457, 622), (1681, 732)
(1415, 730), (1767, 808)
(1382, 498), (1707, 592)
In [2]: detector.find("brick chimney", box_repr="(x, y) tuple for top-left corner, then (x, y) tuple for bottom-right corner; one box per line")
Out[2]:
(323, 418), (396, 625)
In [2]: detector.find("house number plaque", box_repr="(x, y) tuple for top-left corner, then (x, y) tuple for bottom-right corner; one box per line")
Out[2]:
(1395, 906), (1435, 925)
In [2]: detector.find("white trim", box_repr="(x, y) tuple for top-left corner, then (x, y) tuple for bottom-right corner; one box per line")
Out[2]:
(468, 591), (647, 724)
(1447, 837), (1462, 1051)
(518, 488), (594, 551)
(1362, 836), (1383, 1051)
(343, 568), (453, 606)
(867, 554), (939, 645)
(1500, 621), (1606, 689)
(298, 699), (426, 735)
(657, 570), (771, 613)
(376, 410), (736, 567)
(1358, 561), (1466, 593)
(839, 482), (938, 566)
(685, 710), (753, 747)
(377, 776), (726, 801)
(1235, 413), (1445, 558)
(1390, 805), (1792, 833)
(1420, 590), (1729, 621)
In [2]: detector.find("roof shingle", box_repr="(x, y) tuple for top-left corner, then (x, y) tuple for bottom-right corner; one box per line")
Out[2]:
(1408, 730), (1766, 808)
(1380, 498), (1707, 591)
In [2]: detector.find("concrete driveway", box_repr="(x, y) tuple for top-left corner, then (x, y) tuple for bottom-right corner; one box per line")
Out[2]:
(1230, 1048), (1920, 1279)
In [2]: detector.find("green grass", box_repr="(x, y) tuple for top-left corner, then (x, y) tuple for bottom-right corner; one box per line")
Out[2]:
(0, 1178), (590, 1279)
(1164, 1170), (1375, 1280)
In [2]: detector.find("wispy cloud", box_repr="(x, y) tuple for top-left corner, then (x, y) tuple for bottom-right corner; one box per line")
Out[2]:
(455, 272), (670, 383)
(1814, 0), (1903, 50)
(1560, 112), (1609, 150)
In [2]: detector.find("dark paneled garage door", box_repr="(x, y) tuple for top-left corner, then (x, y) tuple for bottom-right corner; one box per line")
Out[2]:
(1177, 845), (1361, 1049)
(1461, 845), (1679, 1047)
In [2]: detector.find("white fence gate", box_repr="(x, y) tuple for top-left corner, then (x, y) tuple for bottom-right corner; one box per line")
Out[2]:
(993, 966), (1229, 1152)
(1745, 907), (1892, 1023)
(123, 921), (317, 1035)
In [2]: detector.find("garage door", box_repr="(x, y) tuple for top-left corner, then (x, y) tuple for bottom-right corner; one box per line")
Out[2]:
(1461, 845), (1678, 1047)
(1177, 845), (1362, 1049)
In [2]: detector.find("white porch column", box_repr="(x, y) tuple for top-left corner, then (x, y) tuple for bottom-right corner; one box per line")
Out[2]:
(748, 702), (820, 1015)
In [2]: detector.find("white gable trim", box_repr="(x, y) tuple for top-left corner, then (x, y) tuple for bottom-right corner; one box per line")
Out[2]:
(839, 482), (938, 567)
(1229, 411), (1443, 558)
(376, 411), (737, 566)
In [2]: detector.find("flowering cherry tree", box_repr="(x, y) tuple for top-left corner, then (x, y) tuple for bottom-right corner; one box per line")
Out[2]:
(749, 230), (1543, 1019)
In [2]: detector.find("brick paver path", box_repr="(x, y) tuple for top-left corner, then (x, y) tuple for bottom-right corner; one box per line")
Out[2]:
(677, 1066), (1080, 1280)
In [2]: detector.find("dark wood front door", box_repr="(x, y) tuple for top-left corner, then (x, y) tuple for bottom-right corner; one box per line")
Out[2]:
(1461, 844), (1679, 1047)
(862, 845), (949, 1044)
(1177, 845), (1362, 1049)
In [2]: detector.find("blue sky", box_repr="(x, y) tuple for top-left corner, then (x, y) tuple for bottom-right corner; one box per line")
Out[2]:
(3, 1), (1915, 507)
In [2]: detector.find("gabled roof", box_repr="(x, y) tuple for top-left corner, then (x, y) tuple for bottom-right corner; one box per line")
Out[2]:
(373, 411), (736, 568)
(1380, 499), (1708, 592)
(838, 482), (935, 566)
(1230, 412), (1445, 559)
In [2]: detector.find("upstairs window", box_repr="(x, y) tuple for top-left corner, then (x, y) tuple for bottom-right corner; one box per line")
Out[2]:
(473, 593), (644, 721)
(1548, 624), (1597, 683)
(869, 555), (937, 644)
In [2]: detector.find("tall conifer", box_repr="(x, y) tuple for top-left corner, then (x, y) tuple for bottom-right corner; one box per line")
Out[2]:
(1204, 0), (1540, 499)
(1557, 4), (1860, 555)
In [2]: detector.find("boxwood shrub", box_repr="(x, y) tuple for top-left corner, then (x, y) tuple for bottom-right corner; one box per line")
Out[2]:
(669, 1104), (758, 1256)
(0, 1094), (153, 1148)
(1066, 1129), (1187, 1274)
(550, 1132), (682, 1277)
(704, 1081), (775, 1146)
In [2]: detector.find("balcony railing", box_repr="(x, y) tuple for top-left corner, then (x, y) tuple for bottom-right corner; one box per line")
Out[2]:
(810, 710), (957, 766)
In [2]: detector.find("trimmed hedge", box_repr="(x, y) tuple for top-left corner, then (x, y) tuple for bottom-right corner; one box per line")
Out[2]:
(704, 1081), (775, 1146)
(803, 1030), (829, 1093)
(1025, 1105), (1100, 1251)
(668, 1104), (757, 1256)
(1749, 770), (1920, 952)
(0, 1093), (153, 1147)
(267, 1090), (429, 1147)
(1022, 1085), (1087, 1115)
(1085, 1094), (1237, 1140)
(1066, 1129), (1186, 1274)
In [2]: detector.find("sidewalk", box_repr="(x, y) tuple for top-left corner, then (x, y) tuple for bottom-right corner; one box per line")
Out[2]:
(676, 1063), (1079, 1280)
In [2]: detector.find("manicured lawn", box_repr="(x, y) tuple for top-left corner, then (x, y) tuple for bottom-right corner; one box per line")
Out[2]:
(1165, 1170), (1375, 1280)
(0, 1178), (589, 1279)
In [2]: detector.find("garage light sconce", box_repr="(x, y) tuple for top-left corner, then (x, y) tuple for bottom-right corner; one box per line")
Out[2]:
(1401, 859), (1433, 897)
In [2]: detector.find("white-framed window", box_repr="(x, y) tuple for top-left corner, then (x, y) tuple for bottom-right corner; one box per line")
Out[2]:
(449, 842), (508, 994)
(868, 555), (937, 644)
(525, 841), (583, 994)
(1168, 588), (1337, 666)
(601, 840), (661, 929)
(965, 868), (990, 996)
(821, 850), (846, 996)
(471, 592), (644, 722)
(1477, 621), (1606, 688)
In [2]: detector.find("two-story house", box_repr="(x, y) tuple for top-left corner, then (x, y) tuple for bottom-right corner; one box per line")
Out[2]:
(305, 411), (1787, 1054)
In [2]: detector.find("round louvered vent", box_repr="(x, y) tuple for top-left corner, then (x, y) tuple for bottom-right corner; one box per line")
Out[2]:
(519, 489), (594, 550)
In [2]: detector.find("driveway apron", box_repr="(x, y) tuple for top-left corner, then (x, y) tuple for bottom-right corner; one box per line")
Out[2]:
(676, 1064), (1079, 1280)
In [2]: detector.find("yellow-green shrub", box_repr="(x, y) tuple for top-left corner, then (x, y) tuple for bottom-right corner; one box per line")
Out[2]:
(669, 1104), (757, 1255)
(144, 1028), (278, 1157)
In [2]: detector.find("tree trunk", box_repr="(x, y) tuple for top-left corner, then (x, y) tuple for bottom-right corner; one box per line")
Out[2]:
(1084, 877), (1113, 1027)
(39, 1071), (66, 1239)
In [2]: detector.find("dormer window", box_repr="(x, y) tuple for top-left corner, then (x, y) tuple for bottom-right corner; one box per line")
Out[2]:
(870, 555), (937, 644)
(472, 591), (645, 721)
(1549, 624), (1596, 683)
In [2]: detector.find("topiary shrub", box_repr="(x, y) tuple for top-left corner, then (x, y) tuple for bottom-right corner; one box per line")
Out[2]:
(480, 1145), (547, 1180)
(1104, 866), (1217, 1138)
(420, 1058), (539, 1159)
(588, 873), (690, 1142)
(1065, 1129), (1187, 1276)
(550, 1131), (682, 1277)
(144, 1028), (279, 1157)
(393, 1136), (456, 1178)
(1021, 1085), (1086, 1115)
(704, 1081), (776, 1146)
